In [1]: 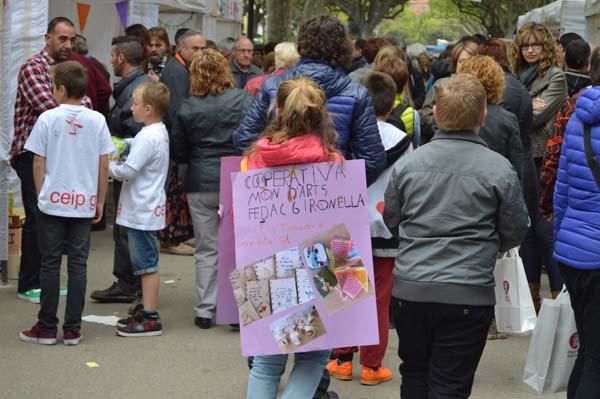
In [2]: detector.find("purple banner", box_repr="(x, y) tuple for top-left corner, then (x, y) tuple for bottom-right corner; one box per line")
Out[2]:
(115, 0), (128, 29)
(231, 160), (379, 356)
(216, 157), (242, 325)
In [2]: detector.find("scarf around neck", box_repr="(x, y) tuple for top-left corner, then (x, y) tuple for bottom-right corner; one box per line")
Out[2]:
(519, 63), (539, 89)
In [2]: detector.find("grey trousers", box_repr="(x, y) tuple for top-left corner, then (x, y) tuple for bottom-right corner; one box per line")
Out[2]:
(187, 192), (220, 319)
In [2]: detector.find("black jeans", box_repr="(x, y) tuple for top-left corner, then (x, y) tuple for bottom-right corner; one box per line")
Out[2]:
(520, 157), (563, 291)
(37, 212), (91, 334)
(112, 180), (137, 292)
(560, 264), (600, 399)
(12, 152), (42, 293)
(392, 298), (493, 399)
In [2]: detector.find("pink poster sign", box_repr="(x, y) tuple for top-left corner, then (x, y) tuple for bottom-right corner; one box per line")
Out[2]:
(216, 157), (242, 325)
(230, 160), (379, 356)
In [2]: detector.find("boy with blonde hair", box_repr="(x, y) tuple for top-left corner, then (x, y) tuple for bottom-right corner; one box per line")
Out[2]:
(110, 82), (170, 337)
(383, 74), (529, 397)
(20, 61), (113, 345)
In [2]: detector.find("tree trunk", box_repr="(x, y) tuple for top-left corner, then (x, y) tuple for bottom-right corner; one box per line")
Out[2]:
(303, 0), (326, 21)
(266, 0), (292, 42)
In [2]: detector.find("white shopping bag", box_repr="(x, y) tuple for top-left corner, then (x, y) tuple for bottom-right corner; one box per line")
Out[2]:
(523, 288), (579, 393)
(494, 248), (537, 335)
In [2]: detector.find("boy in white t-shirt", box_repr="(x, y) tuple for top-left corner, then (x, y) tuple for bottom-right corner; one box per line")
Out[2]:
(19, 61), (113, 346)
(110, 82), (170, 337)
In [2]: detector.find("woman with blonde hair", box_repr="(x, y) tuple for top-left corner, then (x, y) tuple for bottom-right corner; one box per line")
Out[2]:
(511, 22), (568, 311)
(244, 77), (343, 399)
(171, 49), (253, 329)
(245, 42), (300, 96)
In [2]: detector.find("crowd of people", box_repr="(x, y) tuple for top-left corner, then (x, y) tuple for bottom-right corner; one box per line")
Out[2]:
(8, 12), (600, 399)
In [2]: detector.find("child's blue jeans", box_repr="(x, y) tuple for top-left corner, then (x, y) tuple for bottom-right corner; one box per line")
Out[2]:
(247, 350), (331, 399)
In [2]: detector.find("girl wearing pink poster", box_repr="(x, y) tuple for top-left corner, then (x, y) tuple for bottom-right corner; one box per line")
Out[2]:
(243, 77), (343, 399)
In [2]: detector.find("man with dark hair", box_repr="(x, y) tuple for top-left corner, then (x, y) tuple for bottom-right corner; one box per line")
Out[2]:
(157, 31), (206, 257)
(230, 36), (263, 89)
(558, 32), (584, 67)
(564, 39), (591, 96)
(10, 16), (83, 304)
(348, 38), (367, 73)
(161, 30), (206, 129)
(90, 36), (151, 303)
(144, 27), (171, 79)
(124, 23), (148, 50)
(174, 28), (190, 52)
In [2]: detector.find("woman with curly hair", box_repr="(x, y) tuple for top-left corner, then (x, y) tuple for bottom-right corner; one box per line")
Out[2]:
(171, 49), (253, 330)
(234, 15), (385, 186)
(511, 22), (568, 311)
(458, 56), (524, 179)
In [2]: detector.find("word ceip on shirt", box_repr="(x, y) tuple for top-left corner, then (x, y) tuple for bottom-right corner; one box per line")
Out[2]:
(49, 190), (99, 211)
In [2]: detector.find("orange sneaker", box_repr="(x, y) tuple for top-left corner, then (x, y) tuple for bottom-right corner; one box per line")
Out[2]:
(326, 359), (353, 381)
(360, 366), (393, 386)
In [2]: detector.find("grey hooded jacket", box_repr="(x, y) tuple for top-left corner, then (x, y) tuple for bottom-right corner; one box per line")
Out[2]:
(383, 130), (529, 306)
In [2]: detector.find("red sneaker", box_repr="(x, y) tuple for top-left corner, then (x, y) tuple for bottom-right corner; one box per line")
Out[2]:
(19, 323), (57, 345)
(63, 330), (82, 346)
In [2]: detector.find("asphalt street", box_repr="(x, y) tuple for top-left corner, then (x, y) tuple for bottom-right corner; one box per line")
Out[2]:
(0, 229), (564, 399)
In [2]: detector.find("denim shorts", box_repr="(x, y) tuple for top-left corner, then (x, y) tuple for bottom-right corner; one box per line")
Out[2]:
(127, 228), (159, 276)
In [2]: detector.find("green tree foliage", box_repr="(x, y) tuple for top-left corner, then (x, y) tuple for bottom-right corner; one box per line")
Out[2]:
(378, 0), (483, 44)
(451, 0), (555, 37)
(327, 0), (410, 37)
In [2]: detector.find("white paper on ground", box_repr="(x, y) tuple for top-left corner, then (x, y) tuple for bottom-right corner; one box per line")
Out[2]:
(82, 315), (120, 326)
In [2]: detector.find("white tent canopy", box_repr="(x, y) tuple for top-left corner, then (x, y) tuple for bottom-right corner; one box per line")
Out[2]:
(517, 0), (586, 38)
(0, 0), (241, 273)
(586, 0), (600, 44)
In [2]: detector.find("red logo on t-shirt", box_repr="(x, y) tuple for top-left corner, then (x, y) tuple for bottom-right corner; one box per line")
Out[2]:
(65, 118), (83, 135)
(569, 333), (580, 350)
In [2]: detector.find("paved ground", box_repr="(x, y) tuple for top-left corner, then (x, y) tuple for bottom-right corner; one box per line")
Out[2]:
(1, 229), (564, 399)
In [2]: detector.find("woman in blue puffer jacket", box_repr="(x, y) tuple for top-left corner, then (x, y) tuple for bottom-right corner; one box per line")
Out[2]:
(553, 47), (600, 399)
(233, 15), (385, 186)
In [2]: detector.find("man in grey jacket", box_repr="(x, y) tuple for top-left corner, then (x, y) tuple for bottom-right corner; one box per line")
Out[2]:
(383, 74), (529, 398)
(91, 36), (150, 303)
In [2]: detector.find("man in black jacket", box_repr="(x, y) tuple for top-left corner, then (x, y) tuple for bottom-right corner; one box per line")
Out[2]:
(90, 37), (151, 303)
(161, 30), (206, 130)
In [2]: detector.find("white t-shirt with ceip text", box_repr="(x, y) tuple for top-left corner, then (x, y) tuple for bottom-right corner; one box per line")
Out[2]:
(110, 122), (169, 231)
(24, 104), (113, 218)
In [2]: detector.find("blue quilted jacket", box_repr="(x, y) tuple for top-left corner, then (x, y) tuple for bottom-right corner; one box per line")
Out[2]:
(554, 86), (600, 270)
(233, 59), (385, 184)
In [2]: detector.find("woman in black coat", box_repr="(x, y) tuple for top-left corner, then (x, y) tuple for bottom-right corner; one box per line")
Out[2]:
(172, 49), (253, 329)
(458, 55), (524, 179)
